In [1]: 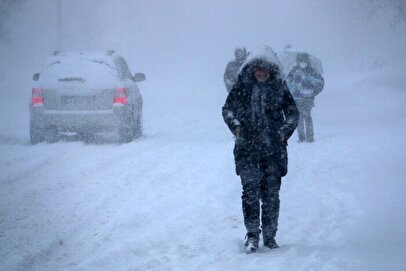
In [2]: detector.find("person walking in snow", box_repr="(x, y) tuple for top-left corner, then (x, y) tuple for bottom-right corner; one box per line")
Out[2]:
(223, 47), (248, 93)
(286, 53), (324, 142)
(222, 46), (299, 253)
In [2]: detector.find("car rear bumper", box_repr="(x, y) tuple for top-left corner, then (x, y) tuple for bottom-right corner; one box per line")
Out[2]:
(30, 104), (130, 133)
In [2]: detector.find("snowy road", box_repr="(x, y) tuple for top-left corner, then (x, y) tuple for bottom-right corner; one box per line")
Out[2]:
(1, 69), (405, 270)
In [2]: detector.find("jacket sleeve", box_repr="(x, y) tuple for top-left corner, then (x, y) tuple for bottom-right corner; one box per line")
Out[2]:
(312, 73), (324, 96)
(223, 63), (234, 92)
(286, 70), (300, 98)
(279, 81), (299, 139)
(222, 86), (241, 135)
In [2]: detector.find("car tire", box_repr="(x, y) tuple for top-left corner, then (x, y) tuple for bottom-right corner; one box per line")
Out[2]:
(30, 120), (44, 144)
(118, 115), (134, 143)
(133, 112), (143, 139)
(44, 126), (59, 143)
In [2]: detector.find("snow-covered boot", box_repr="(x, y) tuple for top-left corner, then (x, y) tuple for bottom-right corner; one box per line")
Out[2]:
(263, 237), (279, 249)
(244, 232), (259, 254)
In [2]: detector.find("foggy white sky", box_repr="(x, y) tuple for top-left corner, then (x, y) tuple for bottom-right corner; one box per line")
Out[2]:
(1, 0), (406, 91)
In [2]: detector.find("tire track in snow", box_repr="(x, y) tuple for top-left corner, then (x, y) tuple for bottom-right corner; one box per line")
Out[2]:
(0, 140), (151, 270)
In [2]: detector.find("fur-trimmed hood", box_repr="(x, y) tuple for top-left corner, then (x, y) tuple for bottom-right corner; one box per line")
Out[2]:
(238, 45), (283, 77)
(236, 46), (284, 87)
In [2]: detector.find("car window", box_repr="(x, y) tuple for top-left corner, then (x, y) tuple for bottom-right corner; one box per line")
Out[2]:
(114, 57), (132, 80)
(40, 57), (119, 86)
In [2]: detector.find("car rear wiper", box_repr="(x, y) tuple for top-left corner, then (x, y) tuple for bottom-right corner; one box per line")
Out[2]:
(47, 60), (61, 67)
(58, 77), (86, 83)
(88, 59), (115, 70)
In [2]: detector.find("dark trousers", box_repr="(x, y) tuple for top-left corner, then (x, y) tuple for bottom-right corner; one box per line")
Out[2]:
(240, 164), (281, 240)
(296, 100), (314, 141)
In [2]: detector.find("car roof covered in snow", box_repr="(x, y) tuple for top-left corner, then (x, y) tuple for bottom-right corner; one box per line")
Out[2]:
(39, 51), (120, 88)
(45, 51), (117, 67)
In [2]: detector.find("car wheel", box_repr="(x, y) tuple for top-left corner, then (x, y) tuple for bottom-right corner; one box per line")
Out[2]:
(44, 126), (59, 143)
(133, 112), (143, 139)
(30, 120), (44, 144)
(118, 115), (134, 143)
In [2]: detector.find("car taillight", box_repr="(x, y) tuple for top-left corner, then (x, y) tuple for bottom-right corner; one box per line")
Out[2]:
(114, 87), (127, 104)
(32, 88), (44, 104)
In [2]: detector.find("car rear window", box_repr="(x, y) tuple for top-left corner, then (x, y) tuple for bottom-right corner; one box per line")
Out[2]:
(40, 57), (119, 87)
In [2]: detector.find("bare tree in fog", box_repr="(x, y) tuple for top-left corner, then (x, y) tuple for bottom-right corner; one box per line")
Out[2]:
(0, 0), (26, 41)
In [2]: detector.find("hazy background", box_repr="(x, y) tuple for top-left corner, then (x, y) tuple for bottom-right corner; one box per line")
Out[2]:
(1, 0), (405, 139)
(1, 0), (406, 83)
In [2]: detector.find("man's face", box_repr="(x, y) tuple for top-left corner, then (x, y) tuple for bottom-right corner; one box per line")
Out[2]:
(254, 68), (270, 82)
(236, 52), (246, 63)
(299, 61), (308, 69)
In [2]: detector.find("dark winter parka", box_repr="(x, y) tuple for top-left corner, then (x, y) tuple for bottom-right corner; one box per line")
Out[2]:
(222, 54), (299, 177)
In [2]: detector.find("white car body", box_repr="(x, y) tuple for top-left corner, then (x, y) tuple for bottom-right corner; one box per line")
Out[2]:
(30, 51), (145, 143)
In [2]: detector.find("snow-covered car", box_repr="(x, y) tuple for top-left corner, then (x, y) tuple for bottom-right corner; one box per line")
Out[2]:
(30, 50), (145, 144)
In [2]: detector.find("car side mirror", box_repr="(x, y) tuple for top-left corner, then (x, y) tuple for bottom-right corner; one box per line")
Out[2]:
(133, 73), (146, 82)
(32, 73), (40, 81)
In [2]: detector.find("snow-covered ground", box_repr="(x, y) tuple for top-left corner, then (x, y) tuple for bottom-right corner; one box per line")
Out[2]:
(0, 67), (406, 270)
